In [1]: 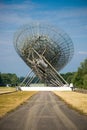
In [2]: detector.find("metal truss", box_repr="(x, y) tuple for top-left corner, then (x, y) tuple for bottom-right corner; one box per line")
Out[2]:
(14, 22), (74, 87)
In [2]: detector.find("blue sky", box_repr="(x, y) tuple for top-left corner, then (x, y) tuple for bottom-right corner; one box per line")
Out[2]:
(0, 0), (87, 77)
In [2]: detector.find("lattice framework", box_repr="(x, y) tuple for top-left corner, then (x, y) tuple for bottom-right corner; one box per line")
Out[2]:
(14, 23), (74, 86)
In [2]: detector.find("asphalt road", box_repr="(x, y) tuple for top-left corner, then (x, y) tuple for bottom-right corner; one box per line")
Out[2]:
(0, 91), (87, 130)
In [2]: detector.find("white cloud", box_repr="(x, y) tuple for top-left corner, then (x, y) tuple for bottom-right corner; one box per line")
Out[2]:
(1, 0), (87, 25)
(78, 51), (87, 55)
(0, 12), (33, 25)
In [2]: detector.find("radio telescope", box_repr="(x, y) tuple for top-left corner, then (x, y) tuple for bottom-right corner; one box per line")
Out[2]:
(14, 23), (74, 87)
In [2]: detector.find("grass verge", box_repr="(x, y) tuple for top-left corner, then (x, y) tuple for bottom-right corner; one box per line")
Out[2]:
(53, 91), (87, 115)
(0, 87), (16, 93)
(0, 91), (37, 118)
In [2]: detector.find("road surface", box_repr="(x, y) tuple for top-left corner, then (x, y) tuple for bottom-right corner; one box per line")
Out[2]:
(0, 91), (87, 130)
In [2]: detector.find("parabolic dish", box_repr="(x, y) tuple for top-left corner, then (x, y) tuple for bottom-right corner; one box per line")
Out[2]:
(14, 22), (74, 86)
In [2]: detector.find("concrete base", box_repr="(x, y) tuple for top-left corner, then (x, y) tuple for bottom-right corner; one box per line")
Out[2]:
(20, 86), (72, 91)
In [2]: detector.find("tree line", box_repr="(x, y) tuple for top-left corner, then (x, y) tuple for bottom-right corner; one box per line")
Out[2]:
(0, 58), (87, 89)
(0, 73), (38, 87)
(61, 58), (87, 89)
(0, 73), (19, 86)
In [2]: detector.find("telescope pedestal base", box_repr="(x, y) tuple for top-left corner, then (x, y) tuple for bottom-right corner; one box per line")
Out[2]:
(20, 86), (72, 91)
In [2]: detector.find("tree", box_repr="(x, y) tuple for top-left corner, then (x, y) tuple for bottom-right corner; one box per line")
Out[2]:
(10, 74), (19, 86)
(0, 72), (3, 86)
(61, 72), (75, 84)
(83, 74), (87, 89)
(80, 59), (87, 75)
(0, 73), (19, 86)
(72, 58), (87, 89)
